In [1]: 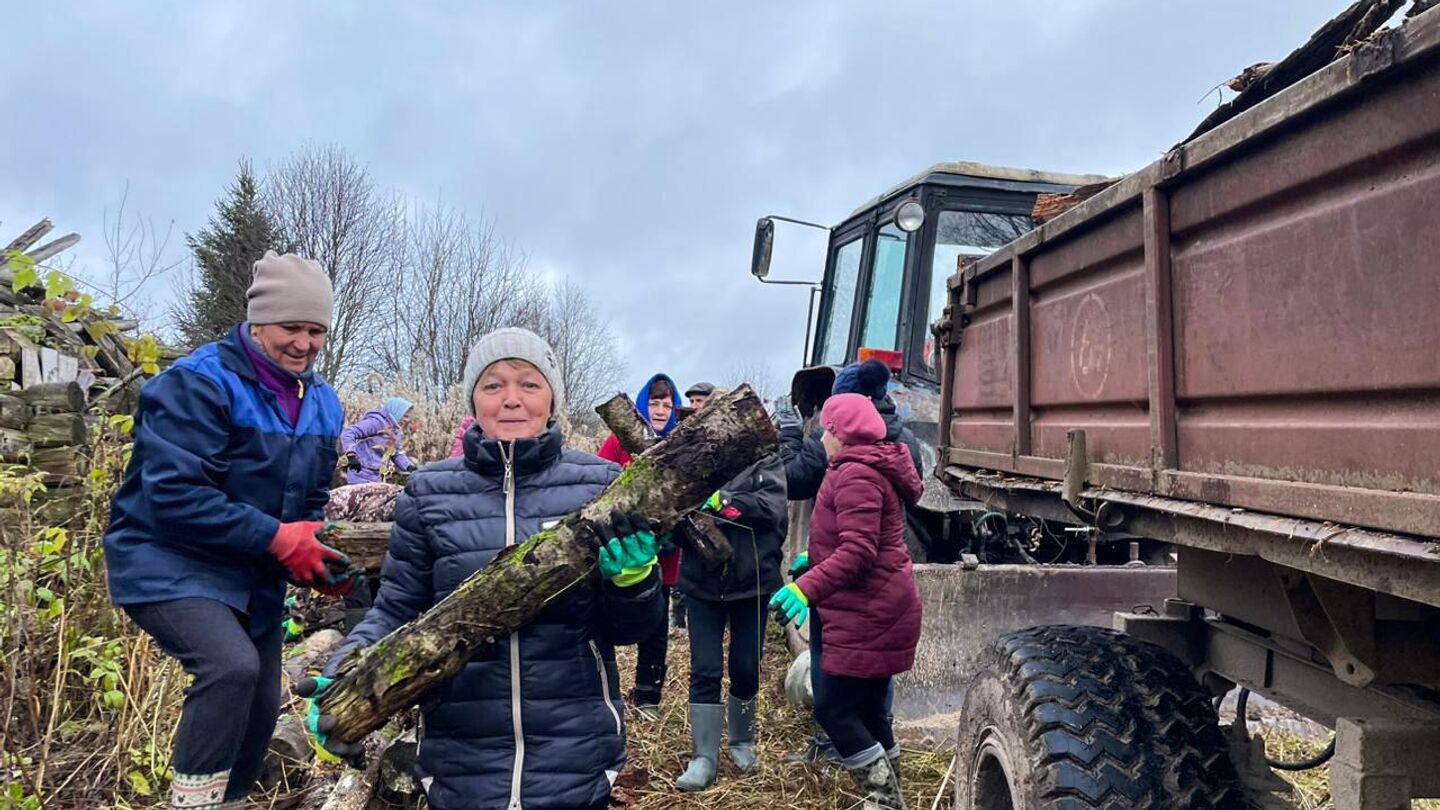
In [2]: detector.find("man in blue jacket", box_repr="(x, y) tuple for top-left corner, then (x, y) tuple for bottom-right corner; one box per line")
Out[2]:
(105, 250), (353, 810)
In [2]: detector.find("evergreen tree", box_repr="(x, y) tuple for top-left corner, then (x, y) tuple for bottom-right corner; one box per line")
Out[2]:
(172, 161), (285, 348)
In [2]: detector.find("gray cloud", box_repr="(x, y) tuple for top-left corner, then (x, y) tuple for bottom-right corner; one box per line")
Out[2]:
(3, 0), (1334, 399)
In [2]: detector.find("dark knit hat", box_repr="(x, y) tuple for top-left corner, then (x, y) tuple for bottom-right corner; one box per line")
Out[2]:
(831, 358), (891, 399)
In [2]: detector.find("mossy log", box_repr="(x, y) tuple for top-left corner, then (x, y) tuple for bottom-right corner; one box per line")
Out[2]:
(0, 394), (31, 430)
(27, 412), (87, 447)
(594, 392), (732, 566)
(15, 381), (85, 413)
(316, 385), (777, 742)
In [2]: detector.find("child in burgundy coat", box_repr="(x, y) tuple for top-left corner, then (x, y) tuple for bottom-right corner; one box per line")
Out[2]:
(770, 393), (922, 809)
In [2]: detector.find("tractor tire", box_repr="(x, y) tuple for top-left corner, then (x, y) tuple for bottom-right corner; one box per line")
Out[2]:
(954, 625), (1245, 810)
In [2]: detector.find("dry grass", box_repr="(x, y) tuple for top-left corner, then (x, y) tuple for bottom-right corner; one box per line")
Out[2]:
(1257, 728), (1440, 810)
(611, 626), (956, 810)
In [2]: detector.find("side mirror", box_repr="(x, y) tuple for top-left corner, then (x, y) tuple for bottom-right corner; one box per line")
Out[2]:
(750, 217), (775, 280)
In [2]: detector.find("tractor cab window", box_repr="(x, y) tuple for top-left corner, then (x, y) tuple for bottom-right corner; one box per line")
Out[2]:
(921, 210), (1032, 374)
(819, 235), (864, 366)
(859, 222), (909, 352)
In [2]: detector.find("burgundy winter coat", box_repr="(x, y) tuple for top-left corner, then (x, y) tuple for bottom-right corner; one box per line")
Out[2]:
(796, 441), (924, 679)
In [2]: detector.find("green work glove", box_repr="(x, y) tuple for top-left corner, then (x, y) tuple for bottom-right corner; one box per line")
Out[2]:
(788, 551), (810, 580)
(703, 490), (741, 521)
(295, 676), (364, 762)
(594, 510), (659, 587)
(769, 582), (809, 627)
(282, 596), (304, 642)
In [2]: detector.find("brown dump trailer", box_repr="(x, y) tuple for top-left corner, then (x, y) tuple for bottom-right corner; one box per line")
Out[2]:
(936, 7), (1440, 809)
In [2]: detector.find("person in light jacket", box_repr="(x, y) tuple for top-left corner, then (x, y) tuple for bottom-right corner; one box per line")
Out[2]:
(340, 397), (417, 484)
(313, 328), (665, 810)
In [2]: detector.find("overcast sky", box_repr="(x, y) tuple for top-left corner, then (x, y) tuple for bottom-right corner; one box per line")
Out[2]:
(3, 1), (1337, 400)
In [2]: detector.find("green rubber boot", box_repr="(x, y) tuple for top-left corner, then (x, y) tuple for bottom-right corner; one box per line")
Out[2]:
(726, 695), (758, 772)
(676, 703), (723, 791)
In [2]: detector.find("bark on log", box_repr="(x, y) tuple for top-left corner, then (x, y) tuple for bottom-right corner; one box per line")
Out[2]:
(260, 716), (314, 792)
(0, 394), (30, 430)
(321, 522), (394, 575)
(317, 385), (777, 742)
(310, 730), (394, 810)
(0, 429), (31, 458)
(15, 382), (85, 413)
(594, 392), (732, 566)
(26, 412), (86, 447)
(377, 736), (421, 803)
(595, 392), (657, 453)
(1185, 0), (1405, 142)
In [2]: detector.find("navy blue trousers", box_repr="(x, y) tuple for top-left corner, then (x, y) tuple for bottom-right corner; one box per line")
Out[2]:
(126, 597), (283, 802)
(685, 596), (765, 703)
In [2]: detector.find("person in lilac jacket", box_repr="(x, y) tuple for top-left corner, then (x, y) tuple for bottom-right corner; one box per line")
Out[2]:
(340, 398), (417, 484)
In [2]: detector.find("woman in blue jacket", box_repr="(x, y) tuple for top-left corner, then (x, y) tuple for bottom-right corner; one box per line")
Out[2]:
(316, 327), (665, 810)
(104, 251), (354, 810)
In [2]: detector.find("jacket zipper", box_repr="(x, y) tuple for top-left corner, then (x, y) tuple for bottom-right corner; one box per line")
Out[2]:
(501, 442), (524, 810)
(589, 640), (623, 735)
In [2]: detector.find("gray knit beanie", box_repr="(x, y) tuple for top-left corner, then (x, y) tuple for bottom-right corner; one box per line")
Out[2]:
(461, 327), (565, 417)
(247, 250), (334, 329)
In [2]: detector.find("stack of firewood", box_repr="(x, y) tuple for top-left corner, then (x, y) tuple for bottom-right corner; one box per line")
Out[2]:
(0, 381), (89, 482)
(1, 219), (177, 485)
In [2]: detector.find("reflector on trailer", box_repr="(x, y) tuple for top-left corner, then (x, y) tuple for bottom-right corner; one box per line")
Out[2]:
(857, 347), (903, 372)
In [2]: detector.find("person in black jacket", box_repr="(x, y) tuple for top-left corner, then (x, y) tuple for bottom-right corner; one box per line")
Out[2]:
(311, 328), (664, 810)
(780, 359), (921, 502)
(674, 452), (788, 791)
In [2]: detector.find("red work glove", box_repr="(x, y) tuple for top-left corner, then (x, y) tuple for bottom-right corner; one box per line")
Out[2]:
(268, 521), (347, 587)
(313, 575), (359, 598)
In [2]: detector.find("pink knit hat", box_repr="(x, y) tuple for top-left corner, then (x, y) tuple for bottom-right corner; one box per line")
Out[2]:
(821, 393), (886, 446)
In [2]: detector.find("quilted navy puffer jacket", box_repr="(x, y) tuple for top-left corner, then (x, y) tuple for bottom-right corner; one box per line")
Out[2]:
(332, 422), (664, 809)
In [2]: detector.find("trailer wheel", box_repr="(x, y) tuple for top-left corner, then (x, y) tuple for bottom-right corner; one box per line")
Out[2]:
(954, 625), (1244, 810)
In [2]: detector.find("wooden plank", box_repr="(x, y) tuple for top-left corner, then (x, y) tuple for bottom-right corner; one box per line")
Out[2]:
(20, 346), (40, 388)
(3, 220), (52, 254)
(38, 348), (59, 384)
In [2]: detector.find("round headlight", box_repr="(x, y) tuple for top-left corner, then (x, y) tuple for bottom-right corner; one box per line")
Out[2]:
(894, 200), (925, 233)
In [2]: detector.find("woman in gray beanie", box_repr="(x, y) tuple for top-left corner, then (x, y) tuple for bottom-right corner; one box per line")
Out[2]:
(105, 251), (354, 809)
(312, 327), (665, 810)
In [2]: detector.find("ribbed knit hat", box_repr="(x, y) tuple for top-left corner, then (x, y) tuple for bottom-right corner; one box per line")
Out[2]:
(461, 328), (565, 417)
(821, 393), (886, 446)
(246, 250), (333, 329)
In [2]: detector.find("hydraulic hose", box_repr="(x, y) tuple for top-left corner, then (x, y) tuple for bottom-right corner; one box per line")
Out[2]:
(1234, 688), (1337, 771)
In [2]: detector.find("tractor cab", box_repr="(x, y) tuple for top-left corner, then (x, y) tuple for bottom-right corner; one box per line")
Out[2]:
(752, 162), (1109, 442)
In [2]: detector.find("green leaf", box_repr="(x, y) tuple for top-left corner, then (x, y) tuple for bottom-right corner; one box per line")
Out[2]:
(127, 769), (152, 796)
(104, 689), (126, 710)
(43, 271), (75, 300)
(6, 251), (38, 292)
(34, 587), (53, 603)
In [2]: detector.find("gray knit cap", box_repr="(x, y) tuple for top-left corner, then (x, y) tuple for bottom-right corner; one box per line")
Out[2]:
(461, 327), (565, 417)
(246, 250), (334, 329)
